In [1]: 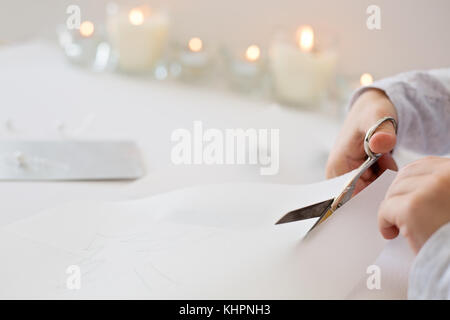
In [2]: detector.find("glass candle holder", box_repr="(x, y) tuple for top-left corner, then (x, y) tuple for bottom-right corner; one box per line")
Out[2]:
(269, 26), (338, 108)
(57, 22), (111, 71)
(170, 37), (213, 81)
(222, 44), (267, 93)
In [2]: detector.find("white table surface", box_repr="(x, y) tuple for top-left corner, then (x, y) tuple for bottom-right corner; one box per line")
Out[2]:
(0, 41), (345, 226)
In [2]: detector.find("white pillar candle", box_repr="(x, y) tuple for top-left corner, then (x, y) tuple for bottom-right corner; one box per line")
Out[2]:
(107, 5), (169, 73)
(269, 26), (337, 107)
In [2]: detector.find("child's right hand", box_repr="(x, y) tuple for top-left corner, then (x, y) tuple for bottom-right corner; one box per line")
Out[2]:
(326, 88), (399, 194)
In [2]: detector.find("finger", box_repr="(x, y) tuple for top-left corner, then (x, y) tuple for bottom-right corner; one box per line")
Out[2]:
(376, 153), (398, 173)
(378, 196), (404, 240)
(360, 166), (374, 180)
(353, 175), (373, 195)
(385, 176), (423, 198)
(368, 122), (397, 155)
(326, 148), (366, 179)
(325, 155), (347, 179)
(397, 158), (437, 179)
(380, 225), (400, 240)
(357, 153), (397, 192)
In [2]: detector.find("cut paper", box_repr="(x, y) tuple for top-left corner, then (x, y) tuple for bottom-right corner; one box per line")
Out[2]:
(130, 171), (395, 299)
(0, 170), (404, 299)
(98, 171), (352, 236)
(347, 237), (415, 299)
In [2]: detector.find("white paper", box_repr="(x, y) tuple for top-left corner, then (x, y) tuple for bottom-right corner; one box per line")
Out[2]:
(127, 171), (394, 299)
(3, 201), (104, 252)
(98, 173), (350, 236)
(347, 237), (415, 299)
(0, 170), (403, 299)
(0, 230), (84, 299)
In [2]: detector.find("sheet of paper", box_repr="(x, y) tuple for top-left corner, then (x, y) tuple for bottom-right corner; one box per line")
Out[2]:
(0, 230), (84, 299)
(130, 171), (395, 299)
(3, 201), (104, 252)
(0, 170), (404, 299)
(98, 171), (351, 236)
(347, 237), (415, 299)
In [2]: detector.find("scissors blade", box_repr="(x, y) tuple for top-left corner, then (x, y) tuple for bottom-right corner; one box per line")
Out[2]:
(275, 198), (334, 225)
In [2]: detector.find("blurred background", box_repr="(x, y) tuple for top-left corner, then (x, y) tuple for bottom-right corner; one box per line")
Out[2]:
(1, 0), (449, 77)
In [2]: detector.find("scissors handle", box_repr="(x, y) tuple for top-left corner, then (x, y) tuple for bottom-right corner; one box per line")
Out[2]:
(330, 116), (397, 211)
(363, 116), (398, 158)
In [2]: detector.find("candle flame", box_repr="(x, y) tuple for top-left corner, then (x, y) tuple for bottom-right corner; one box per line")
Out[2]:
(188, 37), (203, 52)
(297, 25), (314, 52)
(245, 45), (260, 62)
(360, 73), (374, 86)
(79, 21), (94, 38)
(129, 8), (145, 26)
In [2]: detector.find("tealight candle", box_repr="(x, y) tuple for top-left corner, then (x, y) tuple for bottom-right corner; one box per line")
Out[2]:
(225, 44), (266, 92)
(175, 37), (212, 80)
(269, 26), (337, 107)
(245, 45), (261, 62)
(57, 20), (109, 69)
(188, 37), (203, 52)
(79, 21), (95, 38)
(106, 5), (169, 73)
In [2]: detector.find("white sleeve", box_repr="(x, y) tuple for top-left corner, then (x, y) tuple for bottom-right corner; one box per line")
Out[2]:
(428, 68), (450, 92)
(349, 69), (450, 155)
(408, 222), (450, 300)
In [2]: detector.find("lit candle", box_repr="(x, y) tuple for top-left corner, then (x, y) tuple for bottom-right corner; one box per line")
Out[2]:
(188, 37), (203, 53)
(57, 20), (107, 69)
(269, 25), (338, 107)
(175, 37), (212, 80)
(360, 73), (374, 86)
(225, 44), (266, 92)
(106, 5), (169, 73)
(245, 45), (261, 62)
(79, 21), (95, 38)
(297, 25), (314, 52)
(129, 8), (145, 26)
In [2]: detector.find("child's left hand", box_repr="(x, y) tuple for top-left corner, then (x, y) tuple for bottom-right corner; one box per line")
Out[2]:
(378, 156), (450, 253)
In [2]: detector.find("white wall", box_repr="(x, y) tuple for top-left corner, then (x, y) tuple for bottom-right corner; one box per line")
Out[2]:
(1, 0), (449, 77)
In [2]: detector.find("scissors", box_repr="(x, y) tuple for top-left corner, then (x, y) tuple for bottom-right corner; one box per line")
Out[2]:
(275, 116), (398, 235)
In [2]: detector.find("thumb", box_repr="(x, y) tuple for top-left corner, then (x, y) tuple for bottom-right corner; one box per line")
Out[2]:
(368, 121), (397, 154)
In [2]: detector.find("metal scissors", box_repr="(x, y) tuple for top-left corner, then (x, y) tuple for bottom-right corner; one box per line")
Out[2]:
(275, 116), (397, 235)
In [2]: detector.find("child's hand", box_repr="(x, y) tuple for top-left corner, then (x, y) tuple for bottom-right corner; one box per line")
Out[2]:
(378, 156), (450, 253)
(326, 89), (399, 194)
